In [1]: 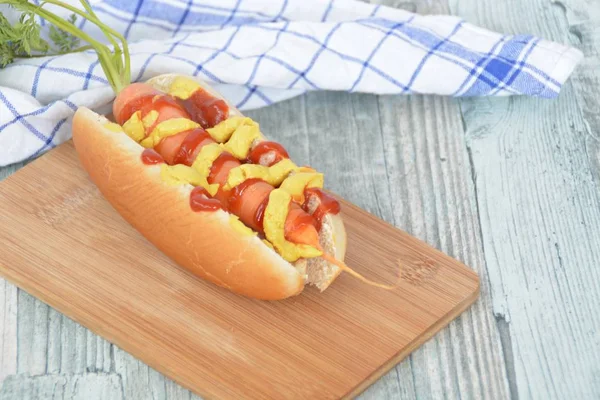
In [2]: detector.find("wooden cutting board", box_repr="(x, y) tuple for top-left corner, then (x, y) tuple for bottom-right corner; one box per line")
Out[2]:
(0, 141), (479, 399)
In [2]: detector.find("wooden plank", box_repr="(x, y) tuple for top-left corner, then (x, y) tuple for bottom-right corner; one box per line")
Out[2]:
(451, 0), (600, 398)
(249, 88), (508, 399)
(0, 1), (529, 398)
(0, 279), (17, 384)
(0, 140), (478, 399)
(3, 160), (168, 398)
(0, 162), (25, 181)
(375, 93), (510, 399)
(0, 373), (124, 400)
(361, 2), (512, 397)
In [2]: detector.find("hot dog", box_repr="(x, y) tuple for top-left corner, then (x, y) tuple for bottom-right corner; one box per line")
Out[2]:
(73, 73), (401, 300)
(72, 74), (352, 300)
(10, 3), (399, 300)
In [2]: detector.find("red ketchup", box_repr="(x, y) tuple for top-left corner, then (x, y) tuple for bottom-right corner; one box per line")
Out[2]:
(131, 89), (326, 247)
(117, 94), (155, 124)
(141, 95), (191, 134)
(179, 88), (229, 129)
(253, 197), (270, 231)
(207, 152), (240, 203)
(173, 128), (212, 166)
(141, 149), (165, 165)
(247, 141), (290, 166)
(151, 94), (188, 113)
(303, 188), (341, 230)
(189, 187), (224, 212)
(283, 203), (319, 243)
(118, 94), (191, 130)
(208, 152), (240, 182)
(228, 178), (273, 232)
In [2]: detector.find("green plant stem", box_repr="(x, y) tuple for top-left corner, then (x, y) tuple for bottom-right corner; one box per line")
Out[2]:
(41, 0), (121, 62)
(76, 0), (120, 76)
(45, 0), (130, 87)
(78, 0), (129, 82)
(33, 7), (121, 92)
(0, 0), (131, 93)
(26, 44), (94, 57)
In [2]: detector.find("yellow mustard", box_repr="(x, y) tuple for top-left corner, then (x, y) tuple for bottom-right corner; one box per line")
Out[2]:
(223, 159), (298, 191)
(103, 122), (124, 132)
(206, 116), (254, 143)
(142, 110), (159, 128)
(122, 111), (145, 142)
(140, 118), (200, 148)
(191, 143), (225, 179)
(279, 171), (324, 203)
(168, 76), (201, 100)
(222, 124), (262, 159)
(159, 164), (219, 196)
(263, 189), (322, 262)
(229, 215), (257, 237)
(264, 159), (298, 185)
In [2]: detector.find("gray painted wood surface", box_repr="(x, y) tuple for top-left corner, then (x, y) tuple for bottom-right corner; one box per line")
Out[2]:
(0, 0), (598, 398)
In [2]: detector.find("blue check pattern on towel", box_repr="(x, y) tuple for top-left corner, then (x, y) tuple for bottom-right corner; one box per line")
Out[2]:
(0, 0), (583, 167)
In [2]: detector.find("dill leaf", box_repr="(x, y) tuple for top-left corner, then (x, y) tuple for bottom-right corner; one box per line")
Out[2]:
(49, 13), (80, 52)
(0, 0), (131, 93)
(0, 10), (49, 67)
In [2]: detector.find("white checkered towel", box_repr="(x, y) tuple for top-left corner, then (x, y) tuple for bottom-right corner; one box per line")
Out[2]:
(0, 0), (584, 167)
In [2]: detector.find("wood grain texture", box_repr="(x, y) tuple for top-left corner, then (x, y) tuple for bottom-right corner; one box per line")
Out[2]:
(247, 90), (507, 400)
(336, 3), (509, 399)
(450, 0), (600, 398)
(0, 0), (510, 397)
(375, 94), (509, 400)
(2, 0), (599, 397)
(0, 141), (478, 399)
(0, 373), (124, 400)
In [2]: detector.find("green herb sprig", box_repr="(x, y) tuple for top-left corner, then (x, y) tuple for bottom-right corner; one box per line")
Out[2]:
(0, 10), (49, 66)
(0, 0), (130, 93)
(49, 13), (80, 52)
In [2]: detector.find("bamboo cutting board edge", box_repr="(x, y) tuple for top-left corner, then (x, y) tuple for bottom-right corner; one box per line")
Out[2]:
(344, 285), (480, 398)
(0, 141), (480, 399)
(0, 265), (480, 400)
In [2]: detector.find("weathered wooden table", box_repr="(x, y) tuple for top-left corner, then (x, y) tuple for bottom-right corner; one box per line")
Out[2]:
(1, 0), (598, 399)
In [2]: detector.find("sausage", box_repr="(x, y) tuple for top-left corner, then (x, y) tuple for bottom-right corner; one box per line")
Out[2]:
(247, 141), (290, 166)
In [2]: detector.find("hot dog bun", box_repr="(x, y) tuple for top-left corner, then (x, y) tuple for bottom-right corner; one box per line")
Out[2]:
(72, 75), (346, 300)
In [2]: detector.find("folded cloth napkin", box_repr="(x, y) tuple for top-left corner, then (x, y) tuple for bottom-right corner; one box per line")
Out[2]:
(0, 0), (583, 167)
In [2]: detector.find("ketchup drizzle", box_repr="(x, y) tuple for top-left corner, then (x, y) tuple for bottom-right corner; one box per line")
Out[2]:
(303, 188), (341, 230)
(131, 87), (339, 242)
(253, 197), (270, 231)
(178, 88), (229, 129)
(228, 178), (273, 231)
(144, 95), (188, 116)
(117, 94), (155, 124)
(141, 149), (165, 165)
(173, 128), (212, 166)
(247, 141), (290, 166)
(190, 187), (224, 212)
(208, 152), (239, 183)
